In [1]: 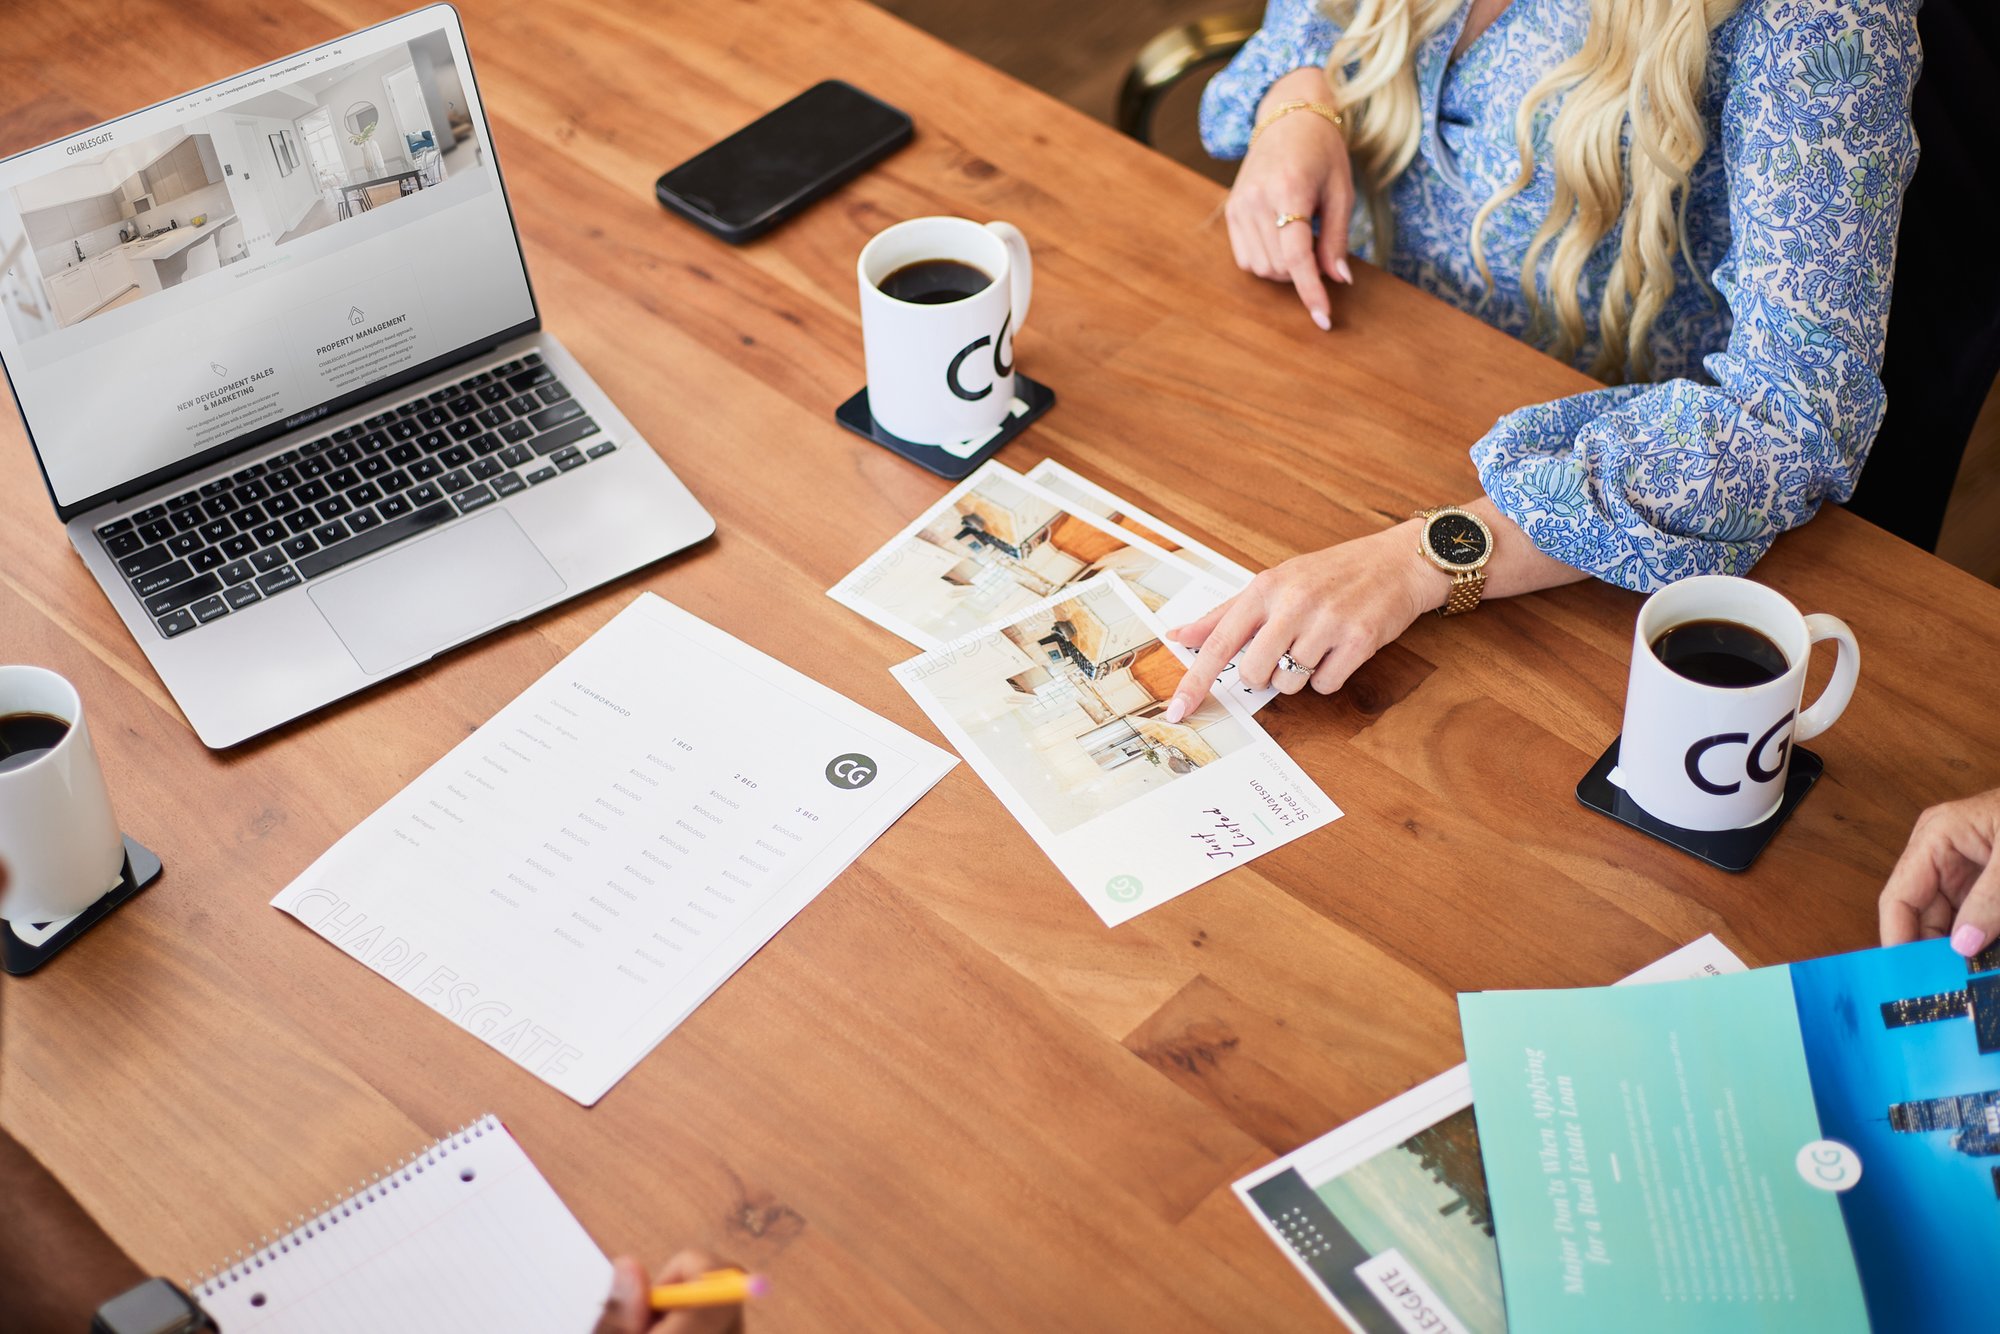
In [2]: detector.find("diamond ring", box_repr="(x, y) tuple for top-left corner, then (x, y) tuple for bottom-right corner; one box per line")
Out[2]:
(1274, 211), (1310, 229)
(1278, 652), (1315, 676)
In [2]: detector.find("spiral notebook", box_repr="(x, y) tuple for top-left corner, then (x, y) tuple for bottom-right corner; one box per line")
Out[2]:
(191, 1116), (610, 1330)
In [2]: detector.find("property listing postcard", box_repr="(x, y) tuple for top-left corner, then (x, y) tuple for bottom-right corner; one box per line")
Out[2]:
(272, 593), (955, 1105)
(891, 573), (1337, 926)
(829, 461), (1274, 710)
(1234, 935), (1746, 1334)
(1460, 937), (2000, 1333)
(1023, 458), (1254, 588)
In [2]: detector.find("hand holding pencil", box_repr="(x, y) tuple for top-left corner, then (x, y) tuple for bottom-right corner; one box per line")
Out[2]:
(596, 1249), (759, 1334)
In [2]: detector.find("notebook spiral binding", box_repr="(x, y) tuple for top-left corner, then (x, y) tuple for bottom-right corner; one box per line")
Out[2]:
(188, 1114), (498, 1300)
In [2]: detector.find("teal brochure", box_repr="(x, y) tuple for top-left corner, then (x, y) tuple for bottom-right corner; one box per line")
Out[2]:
(1460, 938), (1999, 1332)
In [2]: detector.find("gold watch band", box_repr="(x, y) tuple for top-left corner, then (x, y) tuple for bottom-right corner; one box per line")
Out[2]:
(1440, 569), (1485, 617)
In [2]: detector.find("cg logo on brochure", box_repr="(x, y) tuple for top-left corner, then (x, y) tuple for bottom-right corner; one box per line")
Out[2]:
(1795, 1139), (1862, 1192)
(825, 754), (877, 790)
(1105, 875), (1144, 903)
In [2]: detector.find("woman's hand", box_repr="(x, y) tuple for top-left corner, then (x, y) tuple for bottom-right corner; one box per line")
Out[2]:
(595, 1252), (747, 1334)
(1880, 788), (2000, 958)
(1224, 66), (1356, 331)
(1164, 523), (1434, 720)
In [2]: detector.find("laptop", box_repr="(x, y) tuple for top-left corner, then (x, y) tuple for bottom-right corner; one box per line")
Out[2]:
(0, 5), (713, 748)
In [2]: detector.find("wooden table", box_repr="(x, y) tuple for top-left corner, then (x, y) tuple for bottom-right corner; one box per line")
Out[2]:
(4, 1), (1997, 1328)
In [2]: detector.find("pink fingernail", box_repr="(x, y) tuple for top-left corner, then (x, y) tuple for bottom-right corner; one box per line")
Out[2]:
(1951, 923), (1988, 957)
(1312, 309), (1330, 331)
(1333, 259), (1353, 284)
(1164, 697), (1188, 724)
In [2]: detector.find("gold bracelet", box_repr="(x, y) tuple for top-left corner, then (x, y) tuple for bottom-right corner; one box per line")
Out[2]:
(1249, 100), (1346, 149)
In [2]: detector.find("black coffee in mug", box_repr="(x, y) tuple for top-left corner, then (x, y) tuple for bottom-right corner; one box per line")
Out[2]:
(877, 258), (993, 305)
(1649, 618), (1789, 688)
(0, 711), (70, 775)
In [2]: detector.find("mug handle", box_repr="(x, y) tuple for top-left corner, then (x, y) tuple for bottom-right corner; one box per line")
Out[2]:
(985, 220), (1032, 328)
(1794, 613), (1860, 742)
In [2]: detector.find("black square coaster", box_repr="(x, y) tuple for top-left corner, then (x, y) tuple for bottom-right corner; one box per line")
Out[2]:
(835, 373), (1055, 480)
(1, 835), (163, 975)
(1576, 737), (1822, 873)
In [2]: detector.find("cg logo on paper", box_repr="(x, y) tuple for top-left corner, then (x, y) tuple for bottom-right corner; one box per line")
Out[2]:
(825, 754), (878, 790)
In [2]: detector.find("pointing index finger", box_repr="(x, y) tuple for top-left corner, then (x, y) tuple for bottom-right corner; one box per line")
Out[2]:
(1276, 210), (1331, 330)
(1165, 598), (1262, 722)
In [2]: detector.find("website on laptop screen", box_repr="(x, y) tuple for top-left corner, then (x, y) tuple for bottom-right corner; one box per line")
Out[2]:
(0, 7), (535, 513)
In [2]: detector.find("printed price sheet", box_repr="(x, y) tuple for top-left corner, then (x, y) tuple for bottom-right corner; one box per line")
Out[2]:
(273, 593), (954, 1104)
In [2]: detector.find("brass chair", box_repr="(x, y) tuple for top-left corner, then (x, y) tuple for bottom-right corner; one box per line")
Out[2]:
(1116, 8), (1263, 145)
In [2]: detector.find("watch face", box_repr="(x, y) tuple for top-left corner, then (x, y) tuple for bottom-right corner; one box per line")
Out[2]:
(1426, 511), (1489, 568)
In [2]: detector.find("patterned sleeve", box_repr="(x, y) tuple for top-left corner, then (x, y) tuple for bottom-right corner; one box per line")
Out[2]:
(1469, 0), (1921, 592)
(1198, 0), (1341, 160)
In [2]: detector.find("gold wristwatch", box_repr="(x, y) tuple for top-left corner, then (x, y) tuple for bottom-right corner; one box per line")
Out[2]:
(1413, 507), (1493, 616)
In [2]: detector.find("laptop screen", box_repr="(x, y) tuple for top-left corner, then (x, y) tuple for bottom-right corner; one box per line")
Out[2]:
(0, 5), (537, 516)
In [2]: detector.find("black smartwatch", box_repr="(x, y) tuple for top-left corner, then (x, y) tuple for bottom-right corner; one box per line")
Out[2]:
(92, 1278), (217, 1334)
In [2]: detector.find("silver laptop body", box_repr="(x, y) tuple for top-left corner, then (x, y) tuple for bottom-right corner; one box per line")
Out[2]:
(1, 6), (711, 748)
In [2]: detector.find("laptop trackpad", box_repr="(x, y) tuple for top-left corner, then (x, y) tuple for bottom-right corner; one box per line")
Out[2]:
(309, 510), (566, 675)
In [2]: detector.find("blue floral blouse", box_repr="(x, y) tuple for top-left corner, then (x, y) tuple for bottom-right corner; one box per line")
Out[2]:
(1201, 0), (1921, 590)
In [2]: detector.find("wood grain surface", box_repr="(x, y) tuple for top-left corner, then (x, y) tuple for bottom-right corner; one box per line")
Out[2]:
(3, 2), (1997, 1329)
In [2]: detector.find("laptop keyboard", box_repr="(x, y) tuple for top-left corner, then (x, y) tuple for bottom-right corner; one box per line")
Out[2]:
(94, 353), (618, 640)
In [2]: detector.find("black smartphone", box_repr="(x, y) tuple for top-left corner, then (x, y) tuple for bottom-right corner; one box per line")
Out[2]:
(655, 81), (913, 244)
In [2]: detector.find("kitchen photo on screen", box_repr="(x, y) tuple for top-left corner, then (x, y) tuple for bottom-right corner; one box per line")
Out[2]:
(0, 28), (484, 342)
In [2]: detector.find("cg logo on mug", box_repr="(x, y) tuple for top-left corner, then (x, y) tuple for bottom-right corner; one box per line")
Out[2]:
(1684, 709), (1795, 796)
(946, 312), (1013, 402)
(825, 753), (877, 790)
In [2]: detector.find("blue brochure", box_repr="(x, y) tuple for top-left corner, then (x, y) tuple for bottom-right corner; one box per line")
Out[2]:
(1460, 938), (1999, 1332)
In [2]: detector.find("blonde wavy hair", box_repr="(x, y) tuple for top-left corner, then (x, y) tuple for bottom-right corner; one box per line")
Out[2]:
(1323, 0), (1741, 382)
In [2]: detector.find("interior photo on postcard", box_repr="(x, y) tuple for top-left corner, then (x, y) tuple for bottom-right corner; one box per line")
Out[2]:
(832, 463), (1204, 649)
(910, 576), (1252, 835)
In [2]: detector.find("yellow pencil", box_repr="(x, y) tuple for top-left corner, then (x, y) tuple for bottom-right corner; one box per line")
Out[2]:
(649, 1268), (770, 1310)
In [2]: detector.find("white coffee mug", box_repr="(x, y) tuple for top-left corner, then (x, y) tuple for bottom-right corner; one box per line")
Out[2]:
(857, 215), (1032, 447)
(1615, 576), (1859, 831)
(0, 666), (126, 924)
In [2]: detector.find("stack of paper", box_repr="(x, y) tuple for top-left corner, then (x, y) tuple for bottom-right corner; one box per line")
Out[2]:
(830, 460), (1266, 705)
(831, 461), (1342, 924)
(893, 574), (1338, 925)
